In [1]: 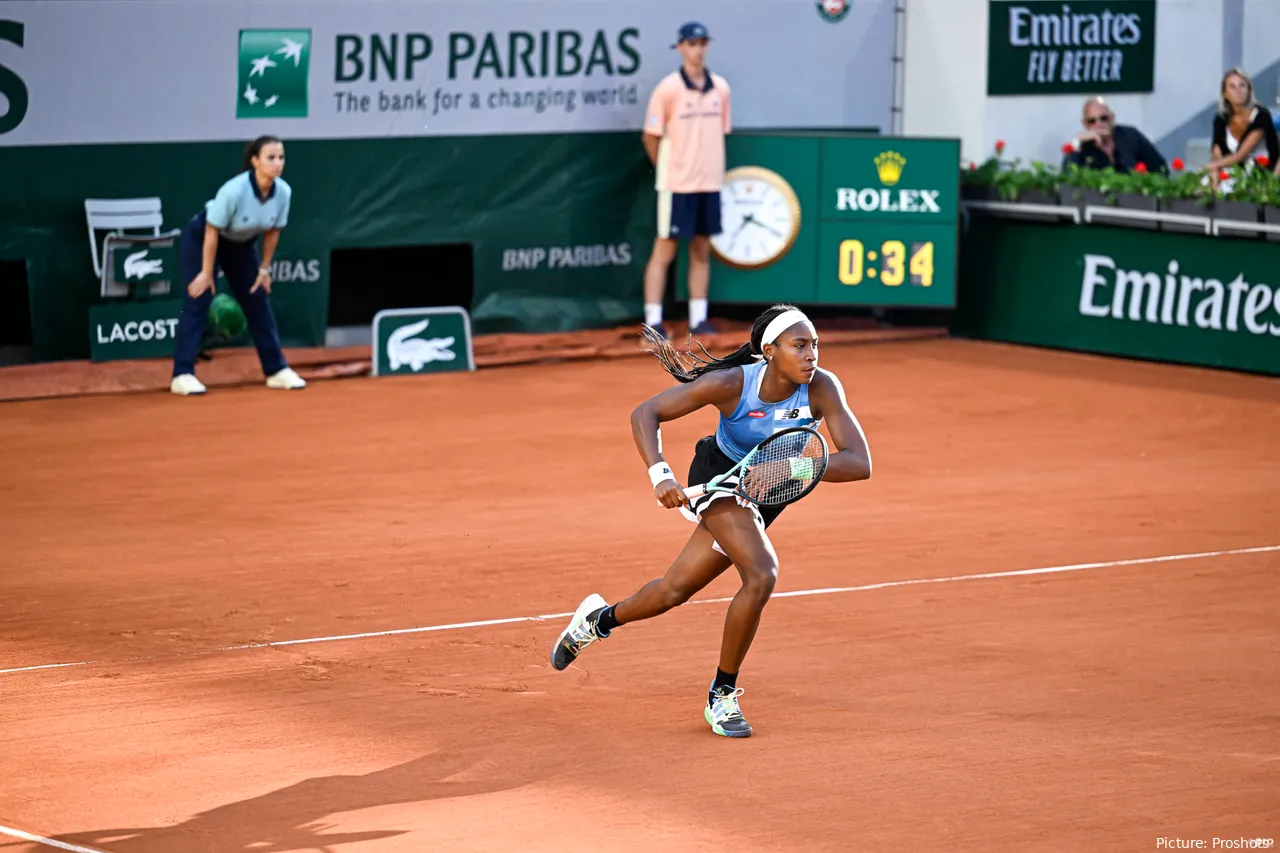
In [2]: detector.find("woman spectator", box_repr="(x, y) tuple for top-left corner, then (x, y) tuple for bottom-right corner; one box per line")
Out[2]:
(1204, 68), (1279, 177)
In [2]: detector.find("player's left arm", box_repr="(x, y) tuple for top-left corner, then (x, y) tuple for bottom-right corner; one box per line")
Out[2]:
(254, 229), (281, 294)
(809, 369), (872, 483)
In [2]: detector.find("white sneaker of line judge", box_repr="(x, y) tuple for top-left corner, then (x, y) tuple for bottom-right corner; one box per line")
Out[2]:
(170, 373), (207, 396)
(266, 367), (307, 390)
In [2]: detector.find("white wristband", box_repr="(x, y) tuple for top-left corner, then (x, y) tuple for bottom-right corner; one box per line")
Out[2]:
(648, 461), (675, 488)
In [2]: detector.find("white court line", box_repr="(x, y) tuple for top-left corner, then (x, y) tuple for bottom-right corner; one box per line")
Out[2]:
(0, 824), (106, 853)
(1, 544), (1277, 678)
(0, 661), (97, 675)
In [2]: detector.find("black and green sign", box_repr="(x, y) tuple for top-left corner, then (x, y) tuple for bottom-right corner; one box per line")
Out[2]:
(372, 306), (476, 377)
(88, 299), (183, 363)
(956, 218), (1280, 376)
(987, 0), (1156, 95)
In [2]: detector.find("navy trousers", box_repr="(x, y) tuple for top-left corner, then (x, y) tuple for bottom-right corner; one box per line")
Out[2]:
(171, 212), (288, 378)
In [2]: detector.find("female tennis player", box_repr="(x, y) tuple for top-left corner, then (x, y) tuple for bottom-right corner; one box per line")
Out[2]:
(550, 304), (872, 737)
(169, 134), (307, 396)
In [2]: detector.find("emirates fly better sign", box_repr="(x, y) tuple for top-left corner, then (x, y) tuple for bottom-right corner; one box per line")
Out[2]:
(987, 0), (1156, 95)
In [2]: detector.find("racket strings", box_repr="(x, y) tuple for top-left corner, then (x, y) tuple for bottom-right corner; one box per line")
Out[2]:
(740, 430), (828, 505)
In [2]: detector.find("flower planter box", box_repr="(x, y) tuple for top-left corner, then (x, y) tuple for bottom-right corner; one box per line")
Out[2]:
(980, 188), (1063, 221)
(1157, 198), (1212, 234)
(1111, 192), (1158, 229)
(1213, 200), (1261, 240)
(1058, 186), (1107, 211)
(1265, 205), (1280, 243)
(1015, 189), (1058, 206)
(961, 184), (999, 202)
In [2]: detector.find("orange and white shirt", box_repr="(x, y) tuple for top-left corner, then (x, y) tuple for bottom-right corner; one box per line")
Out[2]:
(644, 68), (732, 194)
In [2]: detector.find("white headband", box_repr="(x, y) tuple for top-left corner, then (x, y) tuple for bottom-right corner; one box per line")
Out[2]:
(759, 310), (816, 354)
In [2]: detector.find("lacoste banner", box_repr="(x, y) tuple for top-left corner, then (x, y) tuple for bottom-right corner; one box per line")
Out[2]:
(88, 299), (183, 362)
(372, 307), (476, 377)
(0, 0), (895, 146)
(987, 0), (1156, 95)
(955, 218), (1280, 376)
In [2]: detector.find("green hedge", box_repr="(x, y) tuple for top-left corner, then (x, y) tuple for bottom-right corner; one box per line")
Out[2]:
(960, 142), (1280, 210)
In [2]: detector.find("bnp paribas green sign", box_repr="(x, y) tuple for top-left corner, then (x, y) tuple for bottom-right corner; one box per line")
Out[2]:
(987, 1), (1156, 95)
(238, 29), (311, 118)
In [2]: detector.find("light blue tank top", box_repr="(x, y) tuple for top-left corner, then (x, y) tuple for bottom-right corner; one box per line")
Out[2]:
(715, 360), (820, 462)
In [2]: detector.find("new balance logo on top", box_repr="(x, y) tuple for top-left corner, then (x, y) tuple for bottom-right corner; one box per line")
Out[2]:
(775, 406), (811, 420)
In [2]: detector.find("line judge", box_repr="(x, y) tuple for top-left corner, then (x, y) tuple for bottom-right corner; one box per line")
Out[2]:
(170, 135), (307, 396)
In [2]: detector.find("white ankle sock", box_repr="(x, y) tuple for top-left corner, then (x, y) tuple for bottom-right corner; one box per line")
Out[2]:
(645, 303), (663, 326)
(689, 298), (708, 328)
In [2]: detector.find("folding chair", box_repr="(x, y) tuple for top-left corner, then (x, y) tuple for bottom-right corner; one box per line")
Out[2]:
(84, 198), (181, 298)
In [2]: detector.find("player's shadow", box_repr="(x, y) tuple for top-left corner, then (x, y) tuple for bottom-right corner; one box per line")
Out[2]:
(54, 746), (547, 853)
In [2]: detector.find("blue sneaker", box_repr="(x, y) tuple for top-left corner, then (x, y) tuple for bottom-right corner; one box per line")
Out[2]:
(647, 322), (669, 341)
(689, 321), (720, 336)
(550, 594), (610, 671)
(705, 686), (752, 737)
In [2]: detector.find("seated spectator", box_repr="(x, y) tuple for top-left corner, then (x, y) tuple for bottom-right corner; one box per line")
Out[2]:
(1204, 68), (1279, 176)
(1062, 96), (1169, 174)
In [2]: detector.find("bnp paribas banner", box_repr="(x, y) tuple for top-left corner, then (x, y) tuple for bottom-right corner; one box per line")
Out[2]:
(0, 0), (894, 146)
(956, 219), (1280, 377)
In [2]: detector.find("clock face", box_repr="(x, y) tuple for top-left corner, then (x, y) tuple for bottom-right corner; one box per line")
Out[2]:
(711, 167), (802, 270)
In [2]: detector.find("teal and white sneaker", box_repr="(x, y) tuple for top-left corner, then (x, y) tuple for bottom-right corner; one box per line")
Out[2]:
(705, 686), (752, 738)
(550, 593), (610, 671)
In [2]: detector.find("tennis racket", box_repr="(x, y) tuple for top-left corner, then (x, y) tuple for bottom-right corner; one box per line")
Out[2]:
(683, 426), (830, 508)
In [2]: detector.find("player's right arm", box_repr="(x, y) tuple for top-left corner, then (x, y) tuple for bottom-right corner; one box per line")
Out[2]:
(189, 180), (238, 297)
(641, 81), (668, 166)
(643, 134), (661, 166)
(631, 369), (741, 508)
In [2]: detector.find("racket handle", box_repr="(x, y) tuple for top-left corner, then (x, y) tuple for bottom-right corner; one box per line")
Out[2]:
(683, 484), (707, 500)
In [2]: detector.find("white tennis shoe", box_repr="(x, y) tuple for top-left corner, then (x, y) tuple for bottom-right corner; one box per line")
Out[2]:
(550, 593), (609, 671)
(170, 374), (207, 396)
(706, 686), (752, 738)
(266, 367), (307, 390)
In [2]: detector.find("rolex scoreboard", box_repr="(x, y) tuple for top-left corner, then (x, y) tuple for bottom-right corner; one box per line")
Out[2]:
(677, 132), (961, 309)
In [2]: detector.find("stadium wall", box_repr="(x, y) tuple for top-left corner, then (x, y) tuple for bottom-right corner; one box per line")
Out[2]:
(0, 0), (897, 362)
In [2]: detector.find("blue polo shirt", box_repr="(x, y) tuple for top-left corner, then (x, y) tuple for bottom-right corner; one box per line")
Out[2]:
(205, 171), (292, 243)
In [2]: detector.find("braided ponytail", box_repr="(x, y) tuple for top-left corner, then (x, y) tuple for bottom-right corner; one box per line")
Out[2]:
(641, 304), (800, 384)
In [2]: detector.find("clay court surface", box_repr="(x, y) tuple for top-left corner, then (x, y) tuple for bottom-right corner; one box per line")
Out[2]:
(1, 337), (1277, 852)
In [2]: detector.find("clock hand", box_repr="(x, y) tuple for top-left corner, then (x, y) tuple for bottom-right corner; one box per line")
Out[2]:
(751, 219), (784, 239)
(740, 213), (783, 239)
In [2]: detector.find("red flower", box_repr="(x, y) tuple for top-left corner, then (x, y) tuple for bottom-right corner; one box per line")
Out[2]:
(1134, 162), (1148, 173)
(1219, 169), (1231, 180)
(1062, 142), (1074, 154)
(995, 140), (1006, 154)
(1258, 155), (1272, 168)
(968, 161), (977, 170)
(1171, 157), (1185, 171)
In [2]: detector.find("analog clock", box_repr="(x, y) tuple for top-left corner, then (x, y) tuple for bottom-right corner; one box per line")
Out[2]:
(711, 166), (803, 270)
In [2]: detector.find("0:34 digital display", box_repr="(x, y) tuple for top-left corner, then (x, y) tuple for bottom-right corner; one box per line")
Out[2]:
(836, 239), (935, 287)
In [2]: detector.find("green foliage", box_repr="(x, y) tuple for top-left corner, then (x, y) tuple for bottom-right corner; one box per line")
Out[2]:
(964, 153), (1277, 209)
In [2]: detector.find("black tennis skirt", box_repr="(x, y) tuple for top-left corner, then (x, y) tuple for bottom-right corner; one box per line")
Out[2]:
(684, 434), (786, 529)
